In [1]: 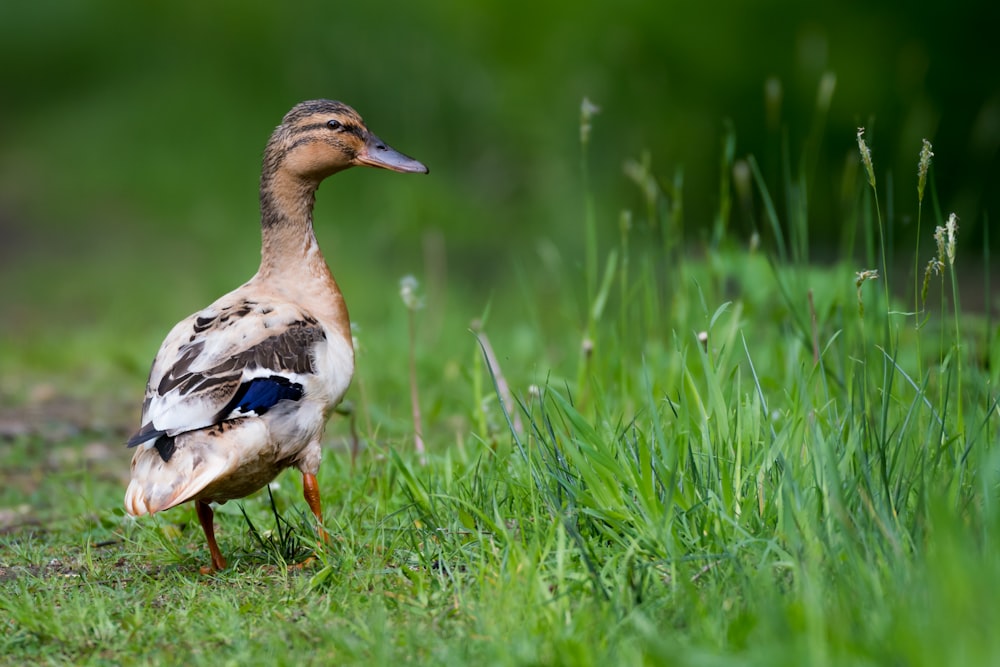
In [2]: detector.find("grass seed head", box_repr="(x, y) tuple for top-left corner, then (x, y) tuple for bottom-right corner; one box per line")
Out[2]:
(816, 72), (836, 113)
(732, 159), (752, 203)
(934, 225), (946, 263)
(922, 258), (944, 307)
(857, 127), (876, 188)
(399, 275), (423, 311)
(623, 156), (658, 208)
(764, 76), (782, 129)
(580, 97), (600, 145)
(918, 139), (934, 203)
(855, 269), (879, 317)
(932, 213), (959, 268)
(944, 213), (958, 265)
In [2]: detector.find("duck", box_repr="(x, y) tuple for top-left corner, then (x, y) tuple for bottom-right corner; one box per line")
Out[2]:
(124, 99), (428, 571)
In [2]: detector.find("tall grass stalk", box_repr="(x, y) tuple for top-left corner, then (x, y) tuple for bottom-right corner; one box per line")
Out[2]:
(400, 275), (426, 463)
(943, 214), (964, 433)
(618, 209), (632, 398)
(985, 217), (992, 366)
(713, 121), (736, 247)
(914, 139), (933, 384)
(748, 154), (787, 261)
(856, 128), (891, 318)
(575, 97), (612, 403)
(913, 139), (934, 318)
(580, 97), (600, 307)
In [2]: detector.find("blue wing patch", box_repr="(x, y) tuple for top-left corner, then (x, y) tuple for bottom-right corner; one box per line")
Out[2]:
(126, 376), (304, 454)
(224, 376), (304, 418)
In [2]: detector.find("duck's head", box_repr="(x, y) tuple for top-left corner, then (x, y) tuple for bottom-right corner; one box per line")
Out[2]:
(265, 99), (428, 181)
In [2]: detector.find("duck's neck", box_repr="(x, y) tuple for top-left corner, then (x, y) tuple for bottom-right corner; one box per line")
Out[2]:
(257, 169), (326, 279)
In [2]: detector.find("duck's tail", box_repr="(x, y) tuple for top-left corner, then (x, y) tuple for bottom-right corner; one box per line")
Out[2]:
(124, 418), (267, 515)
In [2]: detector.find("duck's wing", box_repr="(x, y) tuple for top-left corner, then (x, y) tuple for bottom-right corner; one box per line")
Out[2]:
(127, 296), (326, 454)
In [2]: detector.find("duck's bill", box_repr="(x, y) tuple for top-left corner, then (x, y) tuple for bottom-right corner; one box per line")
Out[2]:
(356, 133), (429, 173)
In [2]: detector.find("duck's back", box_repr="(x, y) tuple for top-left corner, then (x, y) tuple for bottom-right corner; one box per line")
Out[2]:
(125, 280), (354, 515)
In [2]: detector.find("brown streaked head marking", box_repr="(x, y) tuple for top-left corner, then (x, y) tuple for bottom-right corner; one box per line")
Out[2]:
(262, 99), (427, 183)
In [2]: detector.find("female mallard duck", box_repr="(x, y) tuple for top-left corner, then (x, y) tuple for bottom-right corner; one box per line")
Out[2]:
(124, 100), (427, 571)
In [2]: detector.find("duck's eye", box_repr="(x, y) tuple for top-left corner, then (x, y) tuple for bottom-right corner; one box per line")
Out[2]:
(326, 119), (343, 131)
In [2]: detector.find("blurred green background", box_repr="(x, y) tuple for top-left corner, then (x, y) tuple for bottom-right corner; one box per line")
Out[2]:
(1, 0), (997, 356)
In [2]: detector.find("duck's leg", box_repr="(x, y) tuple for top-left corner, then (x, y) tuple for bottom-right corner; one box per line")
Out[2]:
(195, 500), (227, 571)
(302, 472), (328, 542)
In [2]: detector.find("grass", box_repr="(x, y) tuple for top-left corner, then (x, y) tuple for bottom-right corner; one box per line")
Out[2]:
(2, 110), (999, 666)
